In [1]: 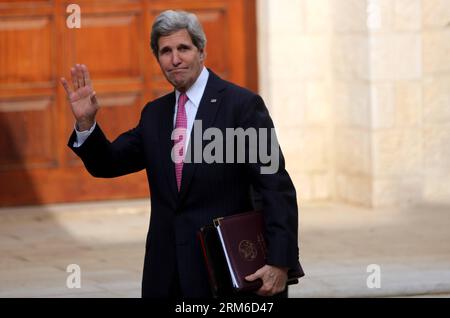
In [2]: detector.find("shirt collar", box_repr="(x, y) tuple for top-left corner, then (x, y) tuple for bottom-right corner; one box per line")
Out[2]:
(175, 66), (209, 108)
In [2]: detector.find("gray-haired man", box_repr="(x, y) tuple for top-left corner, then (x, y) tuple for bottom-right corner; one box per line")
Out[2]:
(61, 10), (304, 298)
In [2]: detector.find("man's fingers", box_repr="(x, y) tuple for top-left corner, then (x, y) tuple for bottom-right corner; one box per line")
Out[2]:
(255, 282), (283, 297)
(90, 91), (98, 106)
(76, 64), (85, 87)
(251, 265), (287, 296)
(255, 284), (272, 296)
(245, 271), (258, 281)
(245, 266), (266, 281)
(71, 67), (79, 90)
(81, 64), (92, 87)
(60, 77), (73, 96)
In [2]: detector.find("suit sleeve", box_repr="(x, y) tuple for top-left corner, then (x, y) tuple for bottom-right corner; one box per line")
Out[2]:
(238, 94), (301, 271)
(67, 118), (145, 178)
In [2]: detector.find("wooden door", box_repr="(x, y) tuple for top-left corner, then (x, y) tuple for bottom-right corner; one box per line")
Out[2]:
(0, 0), (257, 207)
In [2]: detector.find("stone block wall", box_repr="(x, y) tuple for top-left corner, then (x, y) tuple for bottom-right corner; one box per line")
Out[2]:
(257, 0), (450, 207)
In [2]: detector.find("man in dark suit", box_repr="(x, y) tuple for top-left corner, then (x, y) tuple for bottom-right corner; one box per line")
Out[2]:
(61, 10), (304, 298)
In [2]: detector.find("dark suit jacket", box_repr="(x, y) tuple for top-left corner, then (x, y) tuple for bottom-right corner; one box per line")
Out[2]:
(68, 69), (304, 298)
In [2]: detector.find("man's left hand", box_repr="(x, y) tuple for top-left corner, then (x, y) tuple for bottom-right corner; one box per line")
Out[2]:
(245, 265), (288, 296)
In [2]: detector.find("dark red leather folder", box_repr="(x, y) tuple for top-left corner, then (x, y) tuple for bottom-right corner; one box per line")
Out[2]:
(198, 210), (301, 296)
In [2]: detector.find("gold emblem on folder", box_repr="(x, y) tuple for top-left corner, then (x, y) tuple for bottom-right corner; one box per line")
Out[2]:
(238, 240), (257, 261)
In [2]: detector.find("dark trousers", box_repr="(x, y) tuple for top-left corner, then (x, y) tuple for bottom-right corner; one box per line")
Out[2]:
(168, 267), (183, 298)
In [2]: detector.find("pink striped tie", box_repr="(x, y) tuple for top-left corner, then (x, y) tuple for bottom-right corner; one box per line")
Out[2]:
(174, 93), (188, 191)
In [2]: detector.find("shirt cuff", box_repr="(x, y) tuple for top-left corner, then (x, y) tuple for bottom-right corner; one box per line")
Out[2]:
(73, 122), (96, 148)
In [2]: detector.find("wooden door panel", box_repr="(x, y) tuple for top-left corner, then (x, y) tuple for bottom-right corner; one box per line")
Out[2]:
(0, 97), (55, 170)
(0, 0), (257, 207)
(74, 14), (142, 79)
(86, 92), (142, 140)
(197, 9), (228, 76)
(0, 16), (53, 84)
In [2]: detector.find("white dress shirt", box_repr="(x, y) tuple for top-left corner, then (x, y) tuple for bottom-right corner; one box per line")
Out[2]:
(73, 66), (209, 148)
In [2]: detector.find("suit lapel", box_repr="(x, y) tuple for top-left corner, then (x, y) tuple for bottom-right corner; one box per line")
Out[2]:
(178, 71), (226, 202)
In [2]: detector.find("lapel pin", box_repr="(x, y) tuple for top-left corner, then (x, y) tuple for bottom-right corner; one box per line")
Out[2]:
(210, 99), (217, 103)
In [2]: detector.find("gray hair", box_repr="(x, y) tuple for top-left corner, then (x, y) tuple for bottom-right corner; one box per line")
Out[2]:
(150, 10), (207, 57)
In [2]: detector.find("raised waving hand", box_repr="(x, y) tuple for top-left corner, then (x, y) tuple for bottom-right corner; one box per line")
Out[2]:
(60, 64), (99, 131)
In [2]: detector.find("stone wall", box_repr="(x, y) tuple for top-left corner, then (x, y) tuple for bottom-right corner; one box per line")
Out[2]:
(257, 0), (450, 207)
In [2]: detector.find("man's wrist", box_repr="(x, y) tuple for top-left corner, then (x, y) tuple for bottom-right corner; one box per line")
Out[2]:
(76, 119), (95, 132)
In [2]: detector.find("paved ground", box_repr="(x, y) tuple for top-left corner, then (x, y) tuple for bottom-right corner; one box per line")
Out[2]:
(0, 199), (449, 298)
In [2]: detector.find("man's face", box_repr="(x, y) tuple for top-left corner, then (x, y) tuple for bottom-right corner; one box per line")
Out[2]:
(157, 29), (205, 92)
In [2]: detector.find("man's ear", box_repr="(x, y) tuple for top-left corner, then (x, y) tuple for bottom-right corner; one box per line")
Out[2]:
(199, 49), (206, 61)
